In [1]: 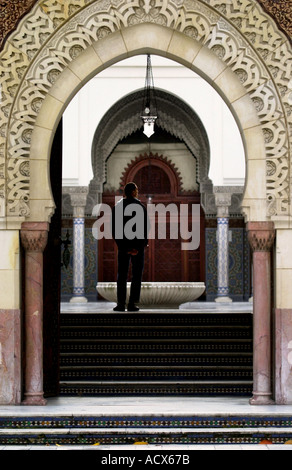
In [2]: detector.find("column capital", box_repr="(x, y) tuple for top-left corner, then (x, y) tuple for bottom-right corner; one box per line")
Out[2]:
(247, 221), (275, 252)
(65, 186), (88, 206)
(214, 188), (232, 218)
(64, 186), (89, 217)
(20, 222), (49, 253)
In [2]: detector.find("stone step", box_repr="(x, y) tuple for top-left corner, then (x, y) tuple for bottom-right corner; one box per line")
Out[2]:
(1, 421), (292, 446)
(59, 311), (253, 396)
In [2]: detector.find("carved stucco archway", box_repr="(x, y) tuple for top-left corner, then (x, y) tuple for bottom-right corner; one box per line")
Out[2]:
(0, 0), (291, 228)
(1, 0), (292, 406)
(90, 88), (210, 195)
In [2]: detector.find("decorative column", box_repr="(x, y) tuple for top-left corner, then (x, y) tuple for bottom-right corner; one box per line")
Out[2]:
(68, 187), (89, 303)
(21, 222), (49, 406)
(247, 221), (275, 405)
(214, 189), (232, 303)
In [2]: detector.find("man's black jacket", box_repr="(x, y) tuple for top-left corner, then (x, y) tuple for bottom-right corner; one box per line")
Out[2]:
(111, 197), (149, 252)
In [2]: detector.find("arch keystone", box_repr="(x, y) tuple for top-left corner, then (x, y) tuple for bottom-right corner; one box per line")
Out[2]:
(121, 23), (174, 56)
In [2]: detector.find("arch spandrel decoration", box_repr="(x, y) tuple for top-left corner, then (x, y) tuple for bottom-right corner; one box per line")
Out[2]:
(0, 0), (291, 223)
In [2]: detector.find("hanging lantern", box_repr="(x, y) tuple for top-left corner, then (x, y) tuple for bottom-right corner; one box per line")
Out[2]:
(141, 55), (158, 138)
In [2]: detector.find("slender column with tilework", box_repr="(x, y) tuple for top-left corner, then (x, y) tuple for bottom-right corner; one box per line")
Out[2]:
(68, 187), (89, 303)
(214, 190), (232, 303)
(248, 221), (275, 405)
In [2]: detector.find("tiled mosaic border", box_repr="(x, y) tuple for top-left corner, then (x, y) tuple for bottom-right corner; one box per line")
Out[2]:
(1, 415), (292, 446)
(1, 431), (292, 446)
(1, 416), (292, 429)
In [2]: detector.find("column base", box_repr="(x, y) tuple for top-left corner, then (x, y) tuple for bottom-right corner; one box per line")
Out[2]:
(215, 296), (233, 303)
(70, 296), (88, 303)
(249, 393), (275, 406)
(22, 394), (47, 406)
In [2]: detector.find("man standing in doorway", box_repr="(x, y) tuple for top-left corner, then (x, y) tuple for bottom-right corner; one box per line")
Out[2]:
(111, 182), (149, 312)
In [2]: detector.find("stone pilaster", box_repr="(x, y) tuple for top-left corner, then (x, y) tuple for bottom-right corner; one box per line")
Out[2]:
(65, 187), (89, 303)
(20, 222), (49, 406)
(247, 221), (275, 405)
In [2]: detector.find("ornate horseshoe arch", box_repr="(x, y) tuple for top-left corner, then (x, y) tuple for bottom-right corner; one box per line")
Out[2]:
(0, 0), (291, 226)
(91, 88), (210, 191)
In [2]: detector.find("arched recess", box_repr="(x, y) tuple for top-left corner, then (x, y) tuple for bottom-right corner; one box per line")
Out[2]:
(0, 0), (290, 227)
(90, 88), (210, 196)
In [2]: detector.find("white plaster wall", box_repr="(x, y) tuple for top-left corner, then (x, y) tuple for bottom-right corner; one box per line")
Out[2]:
(104, 143), (198, 192)
(62, 55), (245, 187)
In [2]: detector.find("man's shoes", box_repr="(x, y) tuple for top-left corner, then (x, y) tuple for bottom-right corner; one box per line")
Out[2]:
(113, 304), (139, 312)
(113, 305), (125, 312)
(127, 303), (139, 312)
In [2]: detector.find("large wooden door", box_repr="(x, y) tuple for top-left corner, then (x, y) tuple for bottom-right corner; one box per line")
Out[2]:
(100, 156), (205, 285)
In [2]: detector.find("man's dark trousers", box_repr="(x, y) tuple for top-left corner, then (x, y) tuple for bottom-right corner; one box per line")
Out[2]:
(117, 249), (145, 307)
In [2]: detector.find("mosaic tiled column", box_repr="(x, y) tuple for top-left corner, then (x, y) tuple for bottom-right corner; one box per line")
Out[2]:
(248, 222), (275, 405)
(20, 222), (49, 406)
(214, 190), (232, 303)
(68, 187), (89, 303)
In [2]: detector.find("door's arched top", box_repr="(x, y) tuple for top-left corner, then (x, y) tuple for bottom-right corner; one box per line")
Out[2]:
(0, 0), (291, 224)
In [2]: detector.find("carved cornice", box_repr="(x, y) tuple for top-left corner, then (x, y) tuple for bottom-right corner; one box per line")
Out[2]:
(0, 1), (290, 50)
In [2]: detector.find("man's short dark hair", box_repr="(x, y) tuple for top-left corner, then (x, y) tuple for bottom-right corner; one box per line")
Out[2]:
(124, 182), (137, 198)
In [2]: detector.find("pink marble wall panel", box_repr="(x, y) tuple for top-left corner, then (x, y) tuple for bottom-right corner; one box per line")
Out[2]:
(275, 309), (292, 404)
(0, 309), (21, 404)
